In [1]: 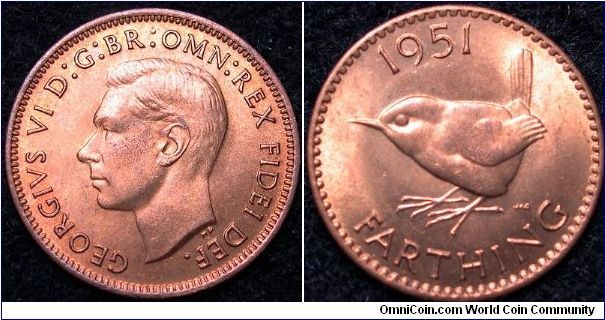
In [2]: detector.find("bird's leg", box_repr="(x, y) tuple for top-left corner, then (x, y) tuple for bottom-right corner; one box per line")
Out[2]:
(450, 198), (488, 236)
(425, 200), (504, 236)
(425, 197), (485, 236)
(397, 187), (469, 218)
(473, 206), (504, 213)
(427, 204), (504, 217)
(449, 205), (504, 236)
(450, 205), (504, 237)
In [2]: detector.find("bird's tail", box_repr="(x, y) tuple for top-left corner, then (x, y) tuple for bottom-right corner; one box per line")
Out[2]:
(507, 49), (533, 116)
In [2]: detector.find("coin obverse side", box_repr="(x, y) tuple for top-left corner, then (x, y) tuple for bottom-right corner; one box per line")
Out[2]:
(308, 5), (602, 300)
(5, 9), (299, 297)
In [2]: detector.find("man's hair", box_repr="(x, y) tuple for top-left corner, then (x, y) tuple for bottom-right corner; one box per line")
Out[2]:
(107, 58), (227, 176)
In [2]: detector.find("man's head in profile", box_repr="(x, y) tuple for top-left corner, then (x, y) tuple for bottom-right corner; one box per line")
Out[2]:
(78, 58), (228, 263)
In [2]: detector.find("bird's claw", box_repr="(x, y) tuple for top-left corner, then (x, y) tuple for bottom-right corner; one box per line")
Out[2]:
(398, 187), (468, 218)
(425, 207), (467, 227)
(398, 188), (503, 236)
(424, 197), (483, 236)
(427, 205), (503, 217)
(424, 202), (503, 236)
(397, 187), (504, 237)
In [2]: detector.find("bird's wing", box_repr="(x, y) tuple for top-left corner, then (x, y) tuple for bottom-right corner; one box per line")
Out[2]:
(460, 114), (545, 167)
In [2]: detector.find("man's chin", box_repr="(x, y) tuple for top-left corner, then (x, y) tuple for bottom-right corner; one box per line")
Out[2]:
(96, 196), (135, 212)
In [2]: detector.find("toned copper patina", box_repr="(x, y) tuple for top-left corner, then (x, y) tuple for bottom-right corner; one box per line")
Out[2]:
(5, 9), (299, 297)
(308, 5), (602, 300)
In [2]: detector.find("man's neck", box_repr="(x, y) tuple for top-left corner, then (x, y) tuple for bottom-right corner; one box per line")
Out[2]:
(135, 178), (215, 263)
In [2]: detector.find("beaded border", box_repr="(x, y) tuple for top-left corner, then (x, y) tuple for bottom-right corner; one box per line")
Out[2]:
(6, 9), (299, 297)
(308, 6), (602, 300)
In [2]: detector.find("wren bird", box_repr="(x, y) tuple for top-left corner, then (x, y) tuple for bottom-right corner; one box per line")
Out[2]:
(351, 49), (546, 236)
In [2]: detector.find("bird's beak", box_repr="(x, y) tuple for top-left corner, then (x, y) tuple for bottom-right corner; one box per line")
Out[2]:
(349, 118), (382, 131)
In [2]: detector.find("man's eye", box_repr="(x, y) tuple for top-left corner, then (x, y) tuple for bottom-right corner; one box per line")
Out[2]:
(103, 124), (126, 133)
(102, 125), (116, 133)
(394, 114), (409, 126)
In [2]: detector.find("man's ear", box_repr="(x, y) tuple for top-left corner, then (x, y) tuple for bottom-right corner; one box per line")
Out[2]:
(156, 123), (190, 167)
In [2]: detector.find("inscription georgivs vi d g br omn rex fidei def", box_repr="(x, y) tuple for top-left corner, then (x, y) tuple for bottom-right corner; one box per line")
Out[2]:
(7, 9), (299, 297)
(309, 5), (602, 300)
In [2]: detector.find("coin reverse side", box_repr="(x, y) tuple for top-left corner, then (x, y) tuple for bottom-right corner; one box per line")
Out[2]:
(308, 5), (602, 300)
(6, 9), (299, 297)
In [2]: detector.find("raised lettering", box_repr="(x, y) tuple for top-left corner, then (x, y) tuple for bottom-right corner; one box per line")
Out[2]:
(26, 168), (48, 189)
(260, 160), (279, 166)
(457, 249), (485, 280)
(27, 116), (48, 135)
(536, 200), (568, 231)
(256, 170), (278, 189)
(162, 30), (181, 49)
(54, 212), (74, 238)
(74, 48), (95, 69)
(33, 105), (54, 116)
(260, 143), (280, 155)
(393, 238), (419, 274)
(25, 151), (47, 163)
(91, 245), (109, 266)
(124, 29), (145, 49)
(249, 191), (271, 208)
(108, 251), (128, 273)
(195, 246), (211, 269)
(243, 206), (263, 221)
(224, 222), (247, 247)
(426, 247), (451, 279)
(354, 209), (384, 233)
(32, 187), (53, 199)
(43, 76), (67, 98)
(207, 45), (230, 69)
(397, 33), (423, 66)
(207, 238), (227, 260)
(38, 197), (60, 218)
(231, 68), (251, 93)
(183, 34), (208, 58)
(69, 233), (90, 253)
(507, 223), (543, 263)
(364, 228), (394, 259)
(490, 244), (507, 273)
(378, 44), (400, 74)
(103, 35), (122, 55)
(245, 89), (266, 108)
(252, 106), (276, 128)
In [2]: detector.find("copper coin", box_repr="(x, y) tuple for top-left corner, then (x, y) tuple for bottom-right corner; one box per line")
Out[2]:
(5, 8), (299, 297)
(308, 5), (602, 300)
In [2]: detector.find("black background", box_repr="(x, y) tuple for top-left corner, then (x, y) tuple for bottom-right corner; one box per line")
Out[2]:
(304, 2), (604, 301)
(1, 2), (302, 301)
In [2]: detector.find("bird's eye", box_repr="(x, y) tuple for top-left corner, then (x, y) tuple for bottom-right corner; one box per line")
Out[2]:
(394, 114), (409, 126)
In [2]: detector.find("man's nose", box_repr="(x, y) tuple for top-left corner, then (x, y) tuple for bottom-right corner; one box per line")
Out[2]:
(77, 132), (102, 163)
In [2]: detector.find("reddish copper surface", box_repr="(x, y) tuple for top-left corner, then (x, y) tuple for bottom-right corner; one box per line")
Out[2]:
(5, 9), (299, 297)
(308, 5), (602, 300)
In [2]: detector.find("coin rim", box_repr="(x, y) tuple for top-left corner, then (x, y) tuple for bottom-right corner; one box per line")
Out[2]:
(5, 8), (301, 298)
(307, 4), (603, 301)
